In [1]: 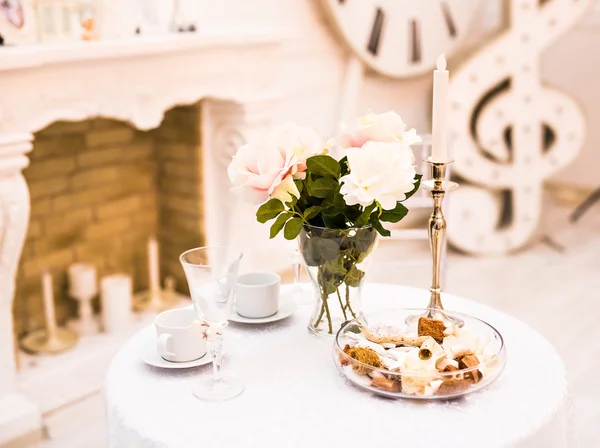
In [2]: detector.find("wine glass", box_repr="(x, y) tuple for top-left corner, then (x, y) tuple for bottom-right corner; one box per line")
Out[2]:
(179, 246), (243, 401)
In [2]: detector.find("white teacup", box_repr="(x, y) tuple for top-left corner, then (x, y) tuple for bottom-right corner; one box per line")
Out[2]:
(235, 272), (280, 318)
(155, 308), (207, 362)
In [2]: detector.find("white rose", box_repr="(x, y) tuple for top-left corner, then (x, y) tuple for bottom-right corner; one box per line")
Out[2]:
(339, 141), (417, 210)
(355, 110), (406, 143)
(400, 128), (423, 146)
(332, 111), (422, 149)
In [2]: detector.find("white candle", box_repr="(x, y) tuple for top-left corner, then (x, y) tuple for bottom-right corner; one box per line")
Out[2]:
(148, 237), (160, 294)
(42, 272), (57, 337)
(68, 263), (97, 299)
(100, 274), (133, 333)
(432, 54), (449, 162)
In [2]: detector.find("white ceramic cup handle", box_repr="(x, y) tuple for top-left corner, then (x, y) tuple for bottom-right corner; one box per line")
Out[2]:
(157, 333), (175, 359)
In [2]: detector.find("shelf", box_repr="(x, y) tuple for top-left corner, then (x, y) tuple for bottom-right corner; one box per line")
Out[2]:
(0, 30), (281, 72)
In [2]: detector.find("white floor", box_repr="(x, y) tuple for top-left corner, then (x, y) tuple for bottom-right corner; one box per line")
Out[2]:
(32, 201), (600, 448)
(39, 393), (107, 448)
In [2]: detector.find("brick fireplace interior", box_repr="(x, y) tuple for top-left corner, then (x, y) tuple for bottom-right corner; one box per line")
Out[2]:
(13, 104), (204, 337)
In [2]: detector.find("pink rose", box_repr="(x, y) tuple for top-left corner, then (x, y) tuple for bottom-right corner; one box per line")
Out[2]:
(227, 140), (297, 204)
(228, 123), (323, 204)
(266, 123), (323, 178)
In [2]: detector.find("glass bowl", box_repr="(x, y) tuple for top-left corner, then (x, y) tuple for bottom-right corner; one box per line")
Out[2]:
(334, 308), (506, 400)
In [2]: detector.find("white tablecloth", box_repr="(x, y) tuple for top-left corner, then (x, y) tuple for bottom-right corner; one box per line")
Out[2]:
(104, 284), (573, 448)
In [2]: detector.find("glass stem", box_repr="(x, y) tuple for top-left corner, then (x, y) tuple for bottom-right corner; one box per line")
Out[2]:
(208, 332), (224, 383)
(293, 262), (301, 291)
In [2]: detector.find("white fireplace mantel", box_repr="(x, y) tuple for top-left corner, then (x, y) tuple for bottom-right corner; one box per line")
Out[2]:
(0, 31), (284, 445)
(0, 32), (283, 134)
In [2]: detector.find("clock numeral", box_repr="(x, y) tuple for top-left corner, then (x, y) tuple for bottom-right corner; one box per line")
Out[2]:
(410, 19), (421, 63)
(367, 7), (385, 56)
(441, 1), (457, 38)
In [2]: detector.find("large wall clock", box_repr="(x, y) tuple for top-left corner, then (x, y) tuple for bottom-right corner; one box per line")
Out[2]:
(320, 0), (483, 78)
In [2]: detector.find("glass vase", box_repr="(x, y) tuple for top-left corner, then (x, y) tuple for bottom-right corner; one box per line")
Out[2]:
(298, 225), (379, 337)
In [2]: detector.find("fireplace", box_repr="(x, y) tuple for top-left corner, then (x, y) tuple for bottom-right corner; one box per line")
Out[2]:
(0, 32), (283, 444)
(14, 106), (206, 336)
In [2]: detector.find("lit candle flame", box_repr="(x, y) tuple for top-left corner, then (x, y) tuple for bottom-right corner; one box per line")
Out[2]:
(436, 54), (447, 71)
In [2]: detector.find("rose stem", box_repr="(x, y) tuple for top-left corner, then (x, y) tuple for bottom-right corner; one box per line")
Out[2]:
(324, 296), (333, 334)
(313, 300), (326, 328)
(345, 283), (356, 318)
(336, 288), (348, 321)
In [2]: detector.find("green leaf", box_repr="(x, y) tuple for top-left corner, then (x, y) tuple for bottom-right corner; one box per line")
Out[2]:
(294, 179), (304, 195)
(300, 236), (320, 267)
(339, 156), (350, 176)
(284, 194), (298, 209)
(345, 265), (365, 288)
(305, 173), (314, 193)
(303, 206), (321, 221)
(369, 214), (391, 237)
(301, 235), (340, 266)
(322, 213), (346, 229)
(380, 202), (409, 223)
(306, 155), (341, 178)
(354, 203), (377, 227)
(344, 207), (361, 223)
(323, 257), (347, 277)
(256, 199), (284, 223)
(321, 184), (345, 210)
(269, 212), (292, 238)
(403, 173), (423, 201)
(308, 177), (338, 198)
(353, 227), (378, 261)
(283, 218), (303, 240)
(321, 272), (338, 295)
(315, 237), (340, 261)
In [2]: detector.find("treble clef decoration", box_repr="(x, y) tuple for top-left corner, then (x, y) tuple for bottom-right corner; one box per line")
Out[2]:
(447, 0), (591, 255)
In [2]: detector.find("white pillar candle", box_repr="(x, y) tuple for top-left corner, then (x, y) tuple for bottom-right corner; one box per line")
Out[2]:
(68, 263), (97, 299)
(42, 272), (57, 337)
(100, 274), (133, 333)
(148, 237), (160, 294)
(432, 54), (449, 162)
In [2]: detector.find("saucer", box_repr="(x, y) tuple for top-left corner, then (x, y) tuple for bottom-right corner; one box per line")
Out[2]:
(230, 296), (298, 324)
(142, 346), (212, 369)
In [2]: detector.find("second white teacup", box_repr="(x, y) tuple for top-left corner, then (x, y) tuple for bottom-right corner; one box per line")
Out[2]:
(155, 308), (207, 362)
(236, 272), (280, 318)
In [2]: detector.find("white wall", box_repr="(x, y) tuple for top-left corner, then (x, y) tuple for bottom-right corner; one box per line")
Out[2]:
(201, 0), (600, 188)
(544, 3), (600, 187)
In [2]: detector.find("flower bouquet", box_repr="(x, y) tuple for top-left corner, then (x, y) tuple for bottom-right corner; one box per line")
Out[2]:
(228, 111), (423, 336)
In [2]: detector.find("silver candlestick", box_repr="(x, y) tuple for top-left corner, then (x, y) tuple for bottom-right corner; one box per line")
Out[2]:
(422, 157), (462, 326)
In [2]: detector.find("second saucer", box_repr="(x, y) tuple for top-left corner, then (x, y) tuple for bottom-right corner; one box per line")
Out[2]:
(230, 296), (297, 324)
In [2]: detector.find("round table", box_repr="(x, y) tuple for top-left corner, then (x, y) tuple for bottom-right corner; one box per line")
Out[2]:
(104, 284), (573, 448)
